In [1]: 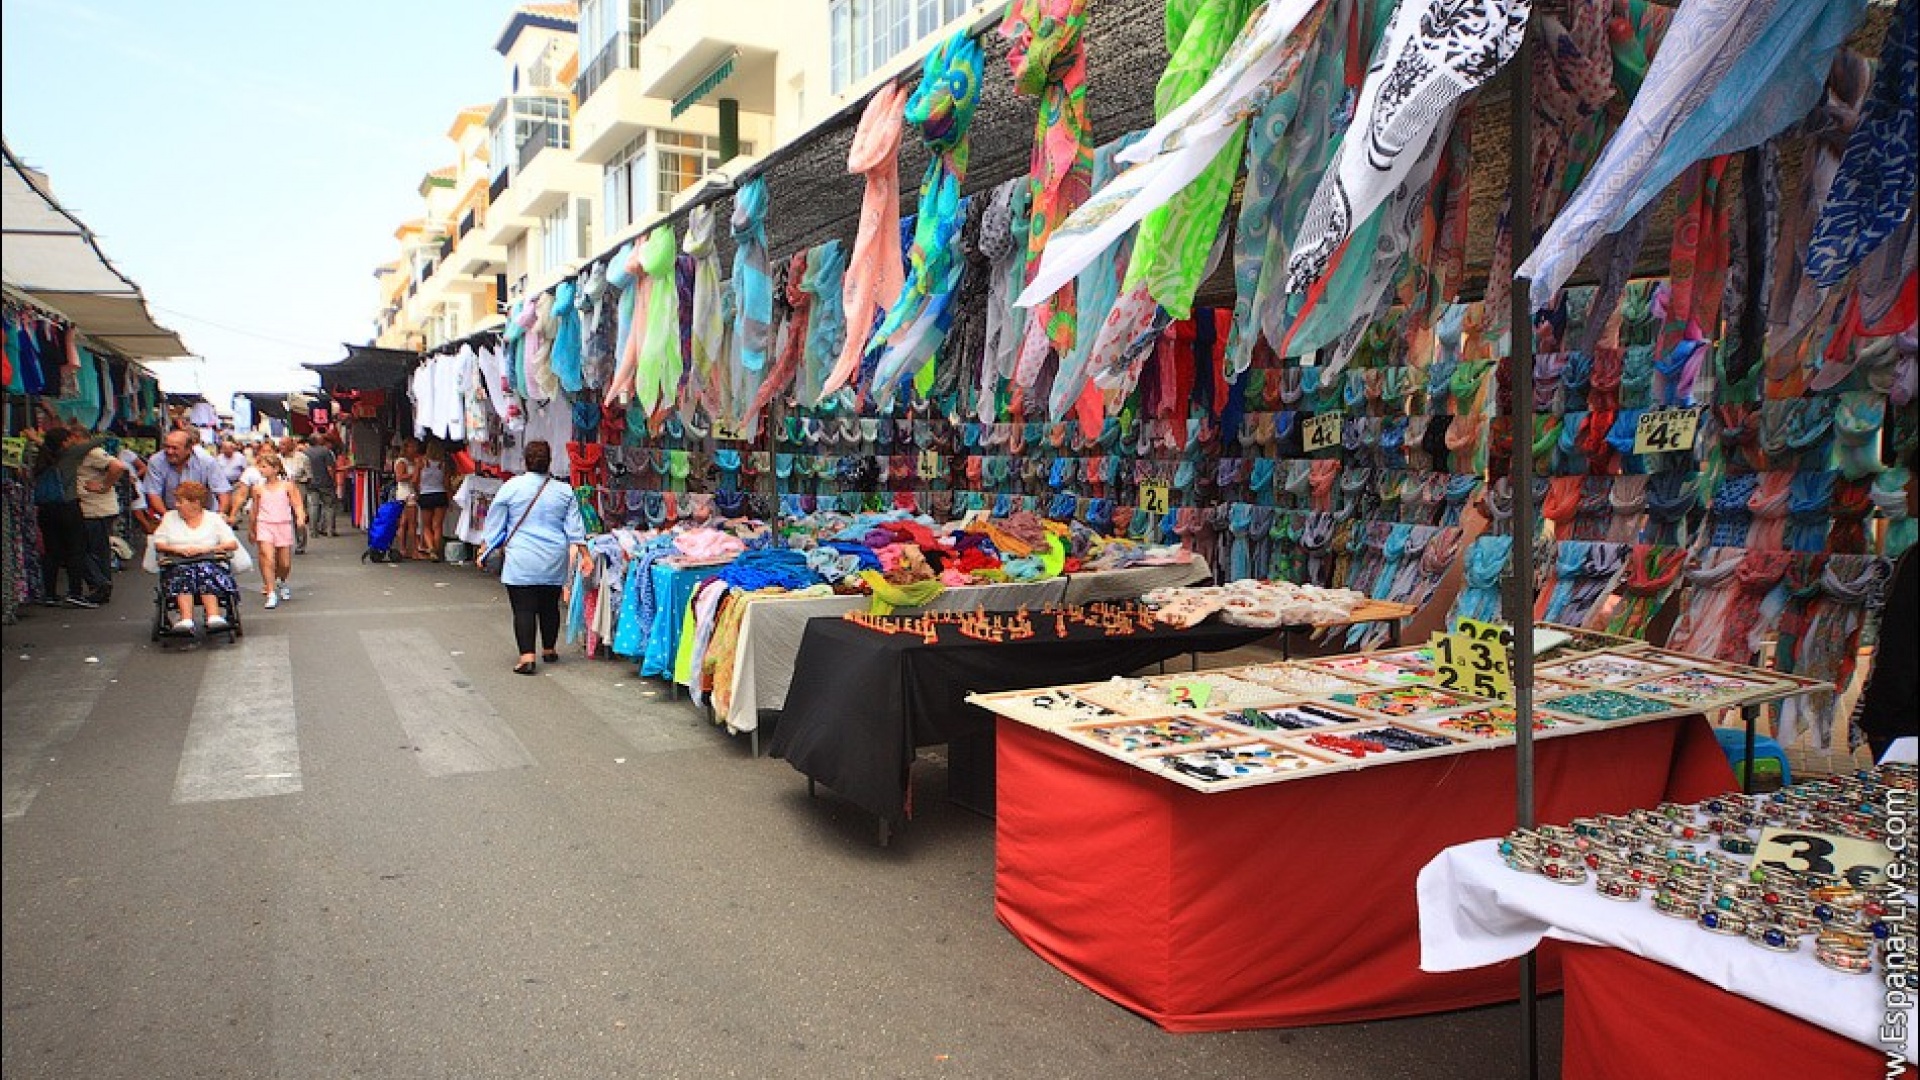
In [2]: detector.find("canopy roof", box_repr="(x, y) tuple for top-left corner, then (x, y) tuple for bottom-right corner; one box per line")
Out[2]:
(1, 138), (190, 359)
(304, 344), (418, 392)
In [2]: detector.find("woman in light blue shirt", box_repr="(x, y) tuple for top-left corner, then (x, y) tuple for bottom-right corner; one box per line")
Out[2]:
(483, 441), (585, 674)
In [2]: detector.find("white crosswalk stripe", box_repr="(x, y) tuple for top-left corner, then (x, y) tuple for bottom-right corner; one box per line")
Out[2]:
(359, 627), (535, 777)
(2, 643), (135, 820)
(172, 635), (304, 804)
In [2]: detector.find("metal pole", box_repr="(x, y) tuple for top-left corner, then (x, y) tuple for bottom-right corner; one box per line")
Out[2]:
(1505, 24), (1541, 1080)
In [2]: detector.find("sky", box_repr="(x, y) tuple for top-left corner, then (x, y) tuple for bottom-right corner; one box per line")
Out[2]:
(1, 0), (521, 405)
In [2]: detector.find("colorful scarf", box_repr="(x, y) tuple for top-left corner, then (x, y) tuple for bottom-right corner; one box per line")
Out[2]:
(798, 241), (848, 409)
(1001, 0), (1093, 357)
(1017, 0), (1277, 315)
(1768, 52), (1872, 354)
(821, 82), (909, 400)
(863, 31), (983, 409)
(1602, 544), (1690, 638)
(1049, 134), (1145, 425)
(633, 226), (683, 414)
(683, 207), (726, 417)
(730, 177), (773, 375)
(1806, 0), (1918, 287)
(1287, 0), (1530, 294)
(1655, 157), (1733, 358)
(1228, 0), (1348, 375)
(977, 179), (1032, 422)
(1520, 0), (1869, 305)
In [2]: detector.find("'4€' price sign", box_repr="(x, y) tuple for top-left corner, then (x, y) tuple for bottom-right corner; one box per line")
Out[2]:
(1303, 411), (1344, 453)
(917, 450), (942, 480)
(1429, 617), (1515, 700)
(1633, 407), (1702, 454)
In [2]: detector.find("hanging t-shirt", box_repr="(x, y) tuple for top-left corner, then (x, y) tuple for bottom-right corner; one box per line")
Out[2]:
(450, 475), (504, 544)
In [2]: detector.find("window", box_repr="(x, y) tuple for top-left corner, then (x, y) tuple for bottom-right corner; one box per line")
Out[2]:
(653, 131), (751, 212)
(487, 95), (573, 183)
(828, 0), (976, 94)
(577, 0), (646, 101)
(539, 201), (574, 275)
(602, 132), (655, 238)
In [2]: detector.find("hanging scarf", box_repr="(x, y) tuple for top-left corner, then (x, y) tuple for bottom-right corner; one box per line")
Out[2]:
(550, 280), (583, 393)
(1450, 535), (1515, 626)
(1047, 134), (1147, 426)
(1744, 470), (1793, 550)
(1776, 554), (1893, 747)
(1287, 0), (1530, 294)
(799, 241), (848, 408)
(1769, 51), (1873, 352)
(1872, 466), (1917, 558)
(1828, 477), (1874, 554)
(1019, 0), (1282, 317)
(1655, 158), (1733, 358)
(822, 82), (909, 399)
(863, 31), (983, 409)
(683, 206), (726, 416)
(1666, 546), (1747, 657)
(730, 178), (773, 376)
(1002, 0), (1093, 357)
(1229, 0), (1349, 375)
(977, 179), (1031, 420)
(1519, 0), (1870, 306)
(749, 251), (813, 425)
(631, 227), (683, 414)
(1603, 544), (1690, 638)
(1806, 0), (1918, 287)
(1784, 469), (1838, 552)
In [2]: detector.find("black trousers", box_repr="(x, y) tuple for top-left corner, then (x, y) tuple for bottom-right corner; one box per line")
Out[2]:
(36, 500), (96, 599)
(82, 514), (116, 598)
(505, 584), (562, 655)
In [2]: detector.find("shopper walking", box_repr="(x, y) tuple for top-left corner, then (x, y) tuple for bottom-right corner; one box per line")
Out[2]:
(302, 434), (340, 536)
(415, 440), (452, 561)
(151, 480), (241, 633)
(481, 440), (585, 675)
(75, 431), (128, 603)
(248, 452), (305, 609)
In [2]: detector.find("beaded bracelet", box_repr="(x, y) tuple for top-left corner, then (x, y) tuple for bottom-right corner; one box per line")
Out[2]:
(1747, 924), (1798, 953)
(1697, 909), (1745, 935)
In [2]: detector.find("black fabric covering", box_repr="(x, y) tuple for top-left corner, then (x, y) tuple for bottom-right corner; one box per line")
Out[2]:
(769, 613), (1268, 823)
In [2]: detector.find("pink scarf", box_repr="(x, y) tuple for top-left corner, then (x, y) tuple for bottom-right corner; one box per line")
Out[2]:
(820, 83), (908, 400)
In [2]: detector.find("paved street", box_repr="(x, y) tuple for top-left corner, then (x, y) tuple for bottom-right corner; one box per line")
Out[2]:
(2, 533), (1561, 1079)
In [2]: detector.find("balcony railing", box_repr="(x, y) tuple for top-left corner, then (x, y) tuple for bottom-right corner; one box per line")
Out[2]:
(518, 122), (571, 171)
(575, 32), (643, 103)
(457, 209), (476, 240)
(490, 170), (509, 202)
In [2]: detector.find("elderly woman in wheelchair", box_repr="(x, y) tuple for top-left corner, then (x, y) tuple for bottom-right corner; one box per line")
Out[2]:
(151, 480), (242, 634)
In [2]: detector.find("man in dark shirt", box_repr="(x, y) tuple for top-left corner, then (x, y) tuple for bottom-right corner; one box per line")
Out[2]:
(302, 436), (340, 537)
(1857, 448), (1917, 761)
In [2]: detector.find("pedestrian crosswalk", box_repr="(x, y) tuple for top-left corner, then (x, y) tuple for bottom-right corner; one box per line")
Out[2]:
(1, 626), (717, 823)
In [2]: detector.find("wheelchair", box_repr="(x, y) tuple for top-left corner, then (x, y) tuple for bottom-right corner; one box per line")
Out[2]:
(151, 554), (244, 645)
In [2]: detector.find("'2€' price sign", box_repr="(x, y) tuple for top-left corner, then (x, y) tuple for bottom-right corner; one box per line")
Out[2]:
(1137, 482), (1170, 514)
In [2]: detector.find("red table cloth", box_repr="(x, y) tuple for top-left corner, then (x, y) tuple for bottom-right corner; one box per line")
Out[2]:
(994, 714), (1732, 1032)
(1561, 944), (1914, 1080)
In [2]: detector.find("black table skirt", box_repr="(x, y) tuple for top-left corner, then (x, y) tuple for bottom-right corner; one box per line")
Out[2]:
(768, 615), (1270, 824)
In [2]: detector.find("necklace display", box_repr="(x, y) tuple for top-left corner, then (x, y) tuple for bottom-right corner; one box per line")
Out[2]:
(841, 600), (1158, 643)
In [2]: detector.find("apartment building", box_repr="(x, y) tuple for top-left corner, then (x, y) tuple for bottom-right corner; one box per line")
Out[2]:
(372, 0), (992, 351)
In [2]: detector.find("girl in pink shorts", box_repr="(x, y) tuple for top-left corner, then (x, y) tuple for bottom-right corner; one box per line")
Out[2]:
(250, 452), (306, 609)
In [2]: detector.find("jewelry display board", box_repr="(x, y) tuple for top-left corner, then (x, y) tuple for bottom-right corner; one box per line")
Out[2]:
(972, 630), (1831, 796)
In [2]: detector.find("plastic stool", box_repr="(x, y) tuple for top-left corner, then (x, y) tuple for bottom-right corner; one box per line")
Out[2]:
(1713, 727), (1792, 788)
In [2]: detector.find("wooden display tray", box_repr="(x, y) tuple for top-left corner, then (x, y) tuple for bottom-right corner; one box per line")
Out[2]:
(1070, 672), (1297, 715)
(1230, 662), (1373, 696)
(1325, 683), (1485, 719)
(1404, 703), (1589, 744)
(1276, 722), (1468, 765)
(968, 684), (1119, 730)
(1208, 699), (1377, 733)
(1068, 715), (1249, 754)
(1301, 651), (1438, 687)
(1134, 737), (1349, 791)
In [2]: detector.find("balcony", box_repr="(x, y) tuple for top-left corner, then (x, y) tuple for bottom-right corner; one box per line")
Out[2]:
(634, 0), (783, 115)
(481, 143), (599, 246)
(575, 31), (643, 105)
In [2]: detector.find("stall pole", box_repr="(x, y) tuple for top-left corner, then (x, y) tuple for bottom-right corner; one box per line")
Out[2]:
(1504, 22), (1541, 1080)
(1738, 146), (1771, 794)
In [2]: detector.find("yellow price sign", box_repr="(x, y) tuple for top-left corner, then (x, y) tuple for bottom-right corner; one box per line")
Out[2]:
(712, 417), (745, 442)
(1633, 407), (1702, 454)
(1138, 482), (1170, 514)
(1, 437), (25, 468)
(1430, 623), (1514, 701)
(1754, 827), (1894, 889)
(917, 450), (942, 480)
(1302, 411), (1345, 453)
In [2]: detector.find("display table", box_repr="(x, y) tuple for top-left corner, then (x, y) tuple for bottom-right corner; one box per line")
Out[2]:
(992, 714), (1732, 1031)
(719, 558), (1210, 737)
(1418, 837), (1916, 1073)
(641, 560), (732, 682)
(768, 610), (1270, 828)
(719, 580), (1068, 737)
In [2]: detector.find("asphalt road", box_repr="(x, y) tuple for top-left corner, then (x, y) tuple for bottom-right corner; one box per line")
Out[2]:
(2, 532), (1562, 1079)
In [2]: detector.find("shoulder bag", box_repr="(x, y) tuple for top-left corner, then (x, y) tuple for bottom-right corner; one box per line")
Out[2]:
(479, 476), (552, 575)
